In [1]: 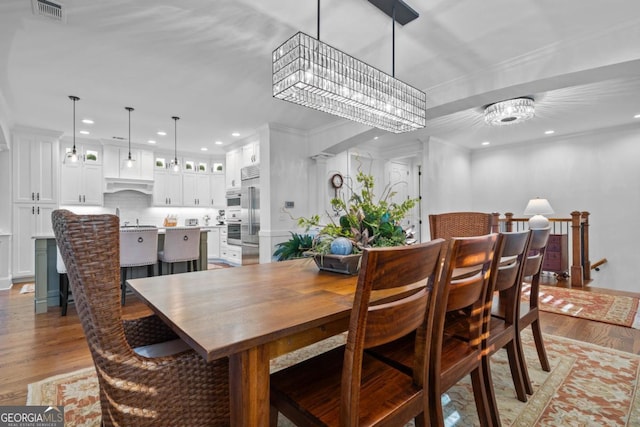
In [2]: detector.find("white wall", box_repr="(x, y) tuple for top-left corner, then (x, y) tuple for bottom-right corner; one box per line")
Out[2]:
(470, 124), (640, 292)
(424, 137), (474, 215)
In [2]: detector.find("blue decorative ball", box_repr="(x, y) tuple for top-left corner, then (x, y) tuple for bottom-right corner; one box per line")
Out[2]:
(330, 237), (353, 255)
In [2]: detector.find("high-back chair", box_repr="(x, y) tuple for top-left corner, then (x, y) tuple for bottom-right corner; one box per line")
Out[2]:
(447, 230), (532, 426)
(158, 227), (201, 275)
(120, 227), (158, 305)
(368, 233), (499, 427)
(51, 210), (229, 427)
(429, 211), (497, 240)
(269, 239), (447, 426)
(512, 227), (552, 395)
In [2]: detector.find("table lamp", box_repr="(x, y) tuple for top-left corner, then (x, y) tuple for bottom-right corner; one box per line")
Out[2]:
(524, 198), (554, 229)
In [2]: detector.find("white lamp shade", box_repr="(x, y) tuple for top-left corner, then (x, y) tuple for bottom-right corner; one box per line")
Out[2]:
(524, 198), (554, 229)
(524, 198), (554, 216)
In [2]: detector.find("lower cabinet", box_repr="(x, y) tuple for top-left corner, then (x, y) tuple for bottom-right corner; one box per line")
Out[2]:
(12, 203), (56, 279)
(207, 227), (221, 260)
(221, 244), (242, 265)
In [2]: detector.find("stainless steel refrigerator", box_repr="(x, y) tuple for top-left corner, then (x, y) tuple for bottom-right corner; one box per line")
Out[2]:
(240, 164), (260, 264)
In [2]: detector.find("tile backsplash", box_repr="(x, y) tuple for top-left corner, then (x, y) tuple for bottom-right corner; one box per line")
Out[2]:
(60, 190), (225, 227)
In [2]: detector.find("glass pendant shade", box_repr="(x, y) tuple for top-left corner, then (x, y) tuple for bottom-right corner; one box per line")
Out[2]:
(68, 95), (80, 162)
(273, 32), (426, 134)
(484, 97), (535, 126)
(125, 106), (135, 168)
(171, 116), (180, 172)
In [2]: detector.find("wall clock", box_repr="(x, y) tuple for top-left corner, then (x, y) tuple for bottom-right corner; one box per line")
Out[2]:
(330, 173), (343, 189)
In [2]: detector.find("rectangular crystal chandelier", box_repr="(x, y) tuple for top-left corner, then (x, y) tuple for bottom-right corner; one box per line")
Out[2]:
(273, 31), (426, 134)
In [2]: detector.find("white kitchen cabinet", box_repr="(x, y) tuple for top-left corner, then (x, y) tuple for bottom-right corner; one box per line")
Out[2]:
(13, 131), (58, 204)
(210, 173), (225, 207)
(222, 243), (242, 265)
(183, 173), (210, 206)
(242, 141), (260, 166)
(59, 143), (103, 205)
(207, 227), (221, 260)
(153, 169), (183, 206)
(225, 148), (241, 189)
(12, 203), (55, 279)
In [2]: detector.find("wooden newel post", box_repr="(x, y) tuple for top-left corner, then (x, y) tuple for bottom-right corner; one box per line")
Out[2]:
(570, 211), (584, 288)
(504, 212), (514, 232)
(491, 212), (500, 234)
(581, 211), (591, 281)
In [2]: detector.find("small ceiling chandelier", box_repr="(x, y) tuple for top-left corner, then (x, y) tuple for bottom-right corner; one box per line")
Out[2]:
(125, 106), (135, 168)
(67, 95), (80, 162)
(484, 97), (535, 126)
(171, 116), (180, 172)
(272, 0), (426, 134)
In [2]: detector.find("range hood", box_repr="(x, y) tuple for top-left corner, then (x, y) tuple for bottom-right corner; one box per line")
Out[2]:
(104, 177), (154, 195)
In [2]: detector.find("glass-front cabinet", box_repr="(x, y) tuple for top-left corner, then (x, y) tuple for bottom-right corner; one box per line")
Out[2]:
(60, 141), (103, 205)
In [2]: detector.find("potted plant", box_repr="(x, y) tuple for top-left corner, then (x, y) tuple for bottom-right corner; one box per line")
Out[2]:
(279, 170), (417, 274)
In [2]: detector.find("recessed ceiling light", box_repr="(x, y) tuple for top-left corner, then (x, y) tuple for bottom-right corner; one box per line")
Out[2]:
(157, 131), (167, 136)
(634, 114), (640, 119)
(481, 141), (490, 146)
(231, 132), (240, 137)
(215, 140), (223, 145)
(79, 130), (90, 135)
(373, 136), (379, 140)
(148, 140), (156, 144)
(82, 119), (94, 124)
(201, 147), (208, 151)
(544, 130), (555, 135)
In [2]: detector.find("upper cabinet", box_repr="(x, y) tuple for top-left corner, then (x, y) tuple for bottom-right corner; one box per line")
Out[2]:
(103, 145), (154, 180)
(242, 141), (260, 166)
(225, 149), (241, 189)
(59, 141), (103, 205)
(13, 130), (59, 204)
(152, 155), (182, 206)
(182, 156), (210, 206)
(226, 141), (259, 190)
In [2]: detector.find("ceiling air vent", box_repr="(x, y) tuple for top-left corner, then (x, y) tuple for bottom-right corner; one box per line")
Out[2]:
(31, 0), (66, 23)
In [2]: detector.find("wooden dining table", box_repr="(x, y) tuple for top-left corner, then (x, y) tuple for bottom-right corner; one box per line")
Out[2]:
(127, 258), (369, 425)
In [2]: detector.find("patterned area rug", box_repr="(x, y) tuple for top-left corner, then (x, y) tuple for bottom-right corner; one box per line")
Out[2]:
(523, 284), (640, 328)
(27, 331), (640, 426)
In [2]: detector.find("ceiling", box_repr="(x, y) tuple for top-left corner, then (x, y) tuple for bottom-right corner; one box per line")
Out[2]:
(1, 0), (639, 156)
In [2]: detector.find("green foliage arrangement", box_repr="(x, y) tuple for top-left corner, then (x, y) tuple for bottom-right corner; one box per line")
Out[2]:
(273, 232), (314, 261)
(298, 171), (417, 255)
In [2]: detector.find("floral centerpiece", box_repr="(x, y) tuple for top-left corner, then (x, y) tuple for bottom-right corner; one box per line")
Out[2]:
(276, 171), (417, 273)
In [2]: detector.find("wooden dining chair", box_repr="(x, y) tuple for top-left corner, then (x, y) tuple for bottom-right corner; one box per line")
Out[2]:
(428, 211), (498, 240)
(269, 239), (447, 426)
(446, 230), (532, 426)
(507, 227), (552, 395)
(51, 210), (229, 427)
(367, 233), (499, 427)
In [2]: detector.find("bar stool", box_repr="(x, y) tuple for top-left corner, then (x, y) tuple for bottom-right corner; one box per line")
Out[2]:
(57, 247), (71, 316)
(158, 227), (201, 275)
(120, 227), (159, 305)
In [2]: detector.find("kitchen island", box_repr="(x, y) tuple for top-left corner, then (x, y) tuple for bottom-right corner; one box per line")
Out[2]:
(33, 227), (211, 314)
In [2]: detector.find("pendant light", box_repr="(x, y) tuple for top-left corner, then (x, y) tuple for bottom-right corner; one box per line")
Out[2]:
(67, 95), (80, 162)
(171, 116), (180, 172)
(125, 106), (135, 168)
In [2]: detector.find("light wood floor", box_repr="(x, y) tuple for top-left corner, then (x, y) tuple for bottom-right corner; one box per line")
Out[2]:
(1, 276), (639, 406)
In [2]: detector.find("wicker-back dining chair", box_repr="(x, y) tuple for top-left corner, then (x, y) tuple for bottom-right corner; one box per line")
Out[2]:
(52, 209), (229, 427)
(428, 211), (499, 240)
